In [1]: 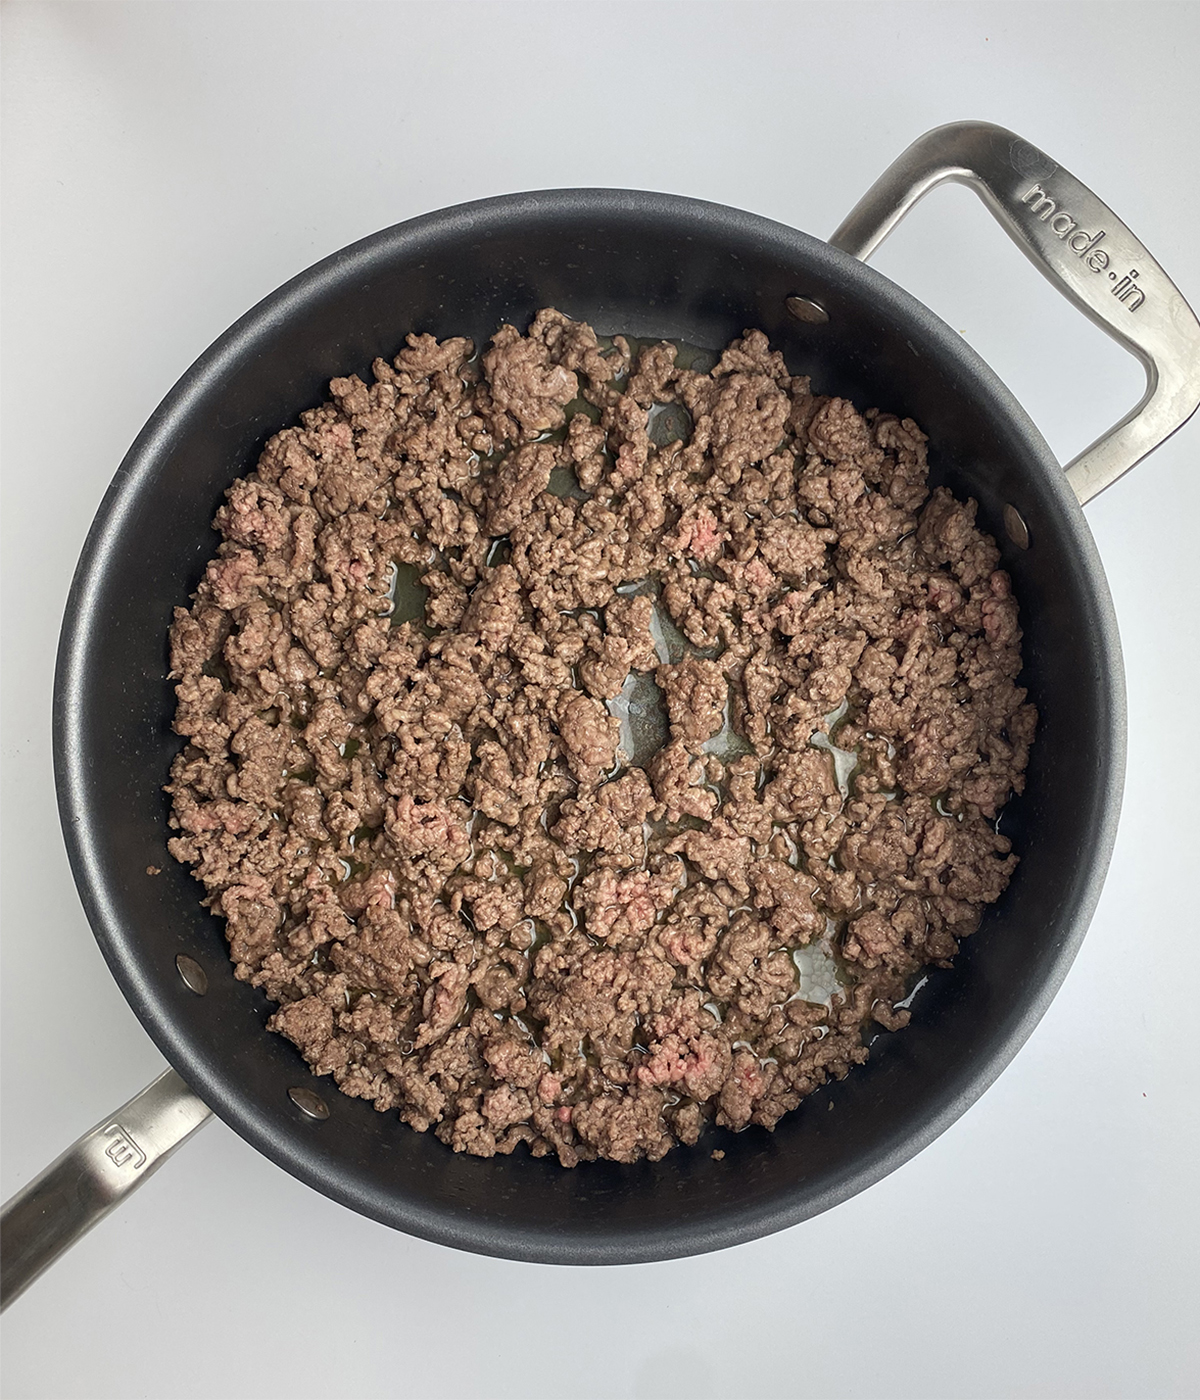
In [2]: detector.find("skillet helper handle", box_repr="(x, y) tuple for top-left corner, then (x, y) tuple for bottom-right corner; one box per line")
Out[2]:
(829, 120), (1200, 504)
(0, 1068), (211, 1311)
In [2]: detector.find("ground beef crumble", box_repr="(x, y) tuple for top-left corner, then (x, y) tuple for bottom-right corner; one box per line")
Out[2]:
(167, 309), (1036, 1166)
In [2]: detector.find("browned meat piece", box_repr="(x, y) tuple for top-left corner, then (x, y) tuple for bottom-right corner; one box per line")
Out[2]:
(555, 690), (619, 783)
(482, 442), (556, 536)
(658, 656), (727, 748)
(482, 324), (578, 441)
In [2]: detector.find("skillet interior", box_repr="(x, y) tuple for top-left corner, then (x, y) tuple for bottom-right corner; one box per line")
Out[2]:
(54, 191), (1125, 1264)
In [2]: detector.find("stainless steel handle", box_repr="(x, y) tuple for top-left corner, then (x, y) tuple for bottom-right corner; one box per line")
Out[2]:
(0, 1068), (212, 1311)
(830, 120), (1200, 504)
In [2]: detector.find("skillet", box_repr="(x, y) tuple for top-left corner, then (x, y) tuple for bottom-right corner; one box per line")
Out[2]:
(3, 121), (1198, 1306)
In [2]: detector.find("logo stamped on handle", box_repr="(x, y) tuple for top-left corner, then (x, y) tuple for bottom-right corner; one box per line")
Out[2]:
(1018, 184), (1145, 311)
(102, 1123), (146, 1171)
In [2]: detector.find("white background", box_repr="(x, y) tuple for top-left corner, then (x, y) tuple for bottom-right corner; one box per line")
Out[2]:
(3, 4), (1198, 1398)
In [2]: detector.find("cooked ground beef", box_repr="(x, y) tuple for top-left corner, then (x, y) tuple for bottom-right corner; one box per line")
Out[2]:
(166, 310), (1037, 1166)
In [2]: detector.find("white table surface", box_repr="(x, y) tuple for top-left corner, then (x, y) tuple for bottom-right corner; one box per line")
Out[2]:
(3, 4), (1198, 1397)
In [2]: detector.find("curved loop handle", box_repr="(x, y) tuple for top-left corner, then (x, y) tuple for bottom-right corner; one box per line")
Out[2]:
(830, 121), (1200, 504)
(0, 1069), (211, 1311)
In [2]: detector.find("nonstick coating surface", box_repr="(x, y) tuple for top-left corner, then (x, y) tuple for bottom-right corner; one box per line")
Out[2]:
(54, 190), (1124, 1264)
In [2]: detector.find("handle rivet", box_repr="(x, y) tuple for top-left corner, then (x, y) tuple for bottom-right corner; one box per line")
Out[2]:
(175, 954), (208, 996)
(786, 296), (830, 325)
(288, 1087), (330, 1120)
(1003, 504), (1030, 549)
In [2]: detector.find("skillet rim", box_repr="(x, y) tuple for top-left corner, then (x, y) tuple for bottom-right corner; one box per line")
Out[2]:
(52, 187), (1126, 1263)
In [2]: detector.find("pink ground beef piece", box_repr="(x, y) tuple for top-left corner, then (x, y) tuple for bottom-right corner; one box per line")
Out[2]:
(167, 314), (1036, 1166)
